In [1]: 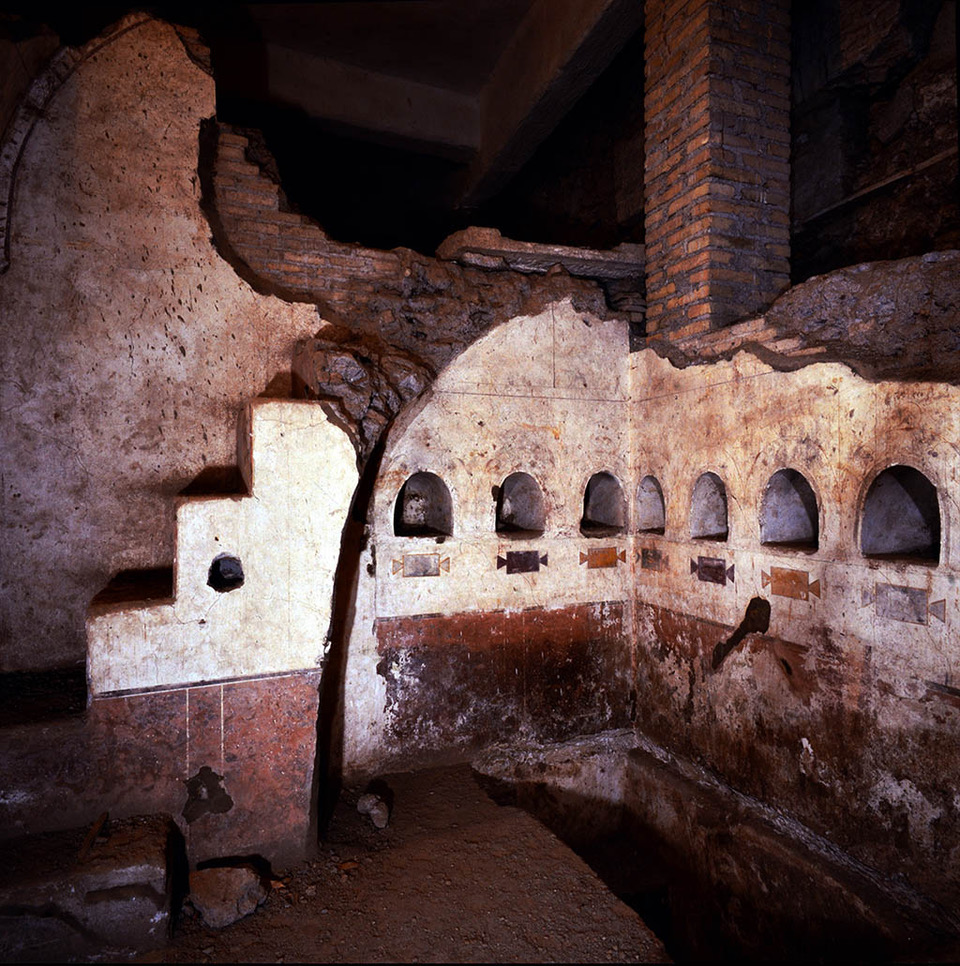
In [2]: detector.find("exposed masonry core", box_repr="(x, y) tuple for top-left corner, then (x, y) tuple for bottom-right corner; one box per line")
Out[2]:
(690, 471), (728, 540)
(860, 465), (941, 561)
(644, 0), (791, 336)
(182, 765), (234, 824)
(581, 472), (627, 535)
(760, 468), (819, 549)
(636, 475), (666, 534)
(394, 472), (454, 538)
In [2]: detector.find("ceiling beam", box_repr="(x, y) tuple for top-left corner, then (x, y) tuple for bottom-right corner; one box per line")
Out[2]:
(224, 40), (482, 158)
(459, 0), (644, 208)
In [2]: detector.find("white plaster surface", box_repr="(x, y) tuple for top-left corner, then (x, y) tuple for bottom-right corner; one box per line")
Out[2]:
(375, 302), (631, 618)
(88, 400), (357, 693)
(629, 349), (959, 689)
(344, 324), (960, 781)
(0, 19), (320, 671)
(343, 301), (632, 775)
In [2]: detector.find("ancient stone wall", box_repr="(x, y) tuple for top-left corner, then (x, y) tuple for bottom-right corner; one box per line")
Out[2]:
(629, 346), (960, 910)
(0, 19), (321, 671)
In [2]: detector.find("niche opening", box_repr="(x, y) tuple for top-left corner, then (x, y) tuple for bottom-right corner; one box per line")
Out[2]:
(208, 554), (244, 593)
(860, 465), (940, 562)
(496, 472), (545, 536)
(637, 476), (666, 534)
(394, 472), (453, 537)
(581, 472), (626, 536)
(760, 469), (819, 550)
(690, 472), (728, 541)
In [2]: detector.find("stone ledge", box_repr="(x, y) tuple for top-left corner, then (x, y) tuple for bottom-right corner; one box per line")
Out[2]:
(436, 226), (645, 281)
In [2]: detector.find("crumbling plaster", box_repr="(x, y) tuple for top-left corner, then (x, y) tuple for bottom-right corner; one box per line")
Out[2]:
(0, 18), (321, 671)
(344, 301), (631, 773)
(630, 348), (960, 906)
(337, 303), (960, 909)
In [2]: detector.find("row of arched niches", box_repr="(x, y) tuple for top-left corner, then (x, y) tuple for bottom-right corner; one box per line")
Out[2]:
(394, 465), (943, 562)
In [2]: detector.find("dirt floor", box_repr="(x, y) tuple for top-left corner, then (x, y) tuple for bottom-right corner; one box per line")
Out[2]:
(156, 764), (668, 964)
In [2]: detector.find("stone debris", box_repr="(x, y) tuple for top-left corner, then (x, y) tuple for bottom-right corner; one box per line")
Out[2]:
(0, 813), (179, 960)
(188, 866), (269, 928)
(357, 792), (390, 829)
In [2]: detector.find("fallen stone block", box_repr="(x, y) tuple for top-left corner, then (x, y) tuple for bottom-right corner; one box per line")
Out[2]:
(0, 813), (183, 961)
(187, 865), (268, 928)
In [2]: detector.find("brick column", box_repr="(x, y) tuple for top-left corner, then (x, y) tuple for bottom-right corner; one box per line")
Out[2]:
(644, 0), (790, 337)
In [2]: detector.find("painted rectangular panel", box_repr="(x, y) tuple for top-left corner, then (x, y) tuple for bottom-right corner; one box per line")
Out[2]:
(583, 547), (623, 569)
(695, 556), (727, 585)
(764, 566), (817, 601)
(402, 553), (440, 578)
(641, 547), (664, 572)
(876, 582), (928, 624)
(505, 550), (541, 574)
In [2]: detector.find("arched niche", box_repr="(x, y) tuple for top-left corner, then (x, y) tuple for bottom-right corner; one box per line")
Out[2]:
(581, 472), (626, 536)
(496, 472), (545, 535)
(760, 469), (819, 549)
(690, 472), (728, 541)
(860, 465), (940, 561)
(637, 475), (666, 534)
(394, 471), (453, 537)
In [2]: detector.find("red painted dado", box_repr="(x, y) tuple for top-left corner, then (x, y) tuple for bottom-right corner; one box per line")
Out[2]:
(94, 672), (321, 867)
(2, 672), (321, 868)
(375, 601), (633, 766)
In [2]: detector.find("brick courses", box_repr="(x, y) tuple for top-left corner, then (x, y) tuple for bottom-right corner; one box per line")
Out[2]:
(206, 123), (608, 381)
(644, 0), (790, 337)
(210, 127), (406, 315)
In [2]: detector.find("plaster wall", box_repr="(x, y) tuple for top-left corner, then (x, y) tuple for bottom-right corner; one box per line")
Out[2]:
(342, 307), (960, 909)
(629, 348), (960, 906)
(88, 400), (357, 694)
(0, 18), (320, 672)
(343, 300), (634, 774)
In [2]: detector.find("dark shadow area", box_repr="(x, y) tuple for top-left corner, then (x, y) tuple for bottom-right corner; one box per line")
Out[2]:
(472, 773), (682, 958)
(90, 567), (174, 606)
(315, 436), (388, 842)
(0, 666), (86, 728)
(474, 771), (947, 963)
(790, 0), (959, 283)
(233, 109), (470, 254)
(180, 465), (247, 497)
(475, 23), (646, 250)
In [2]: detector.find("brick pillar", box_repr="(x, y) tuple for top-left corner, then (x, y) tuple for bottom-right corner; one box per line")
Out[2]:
(644, 0), (790, 337)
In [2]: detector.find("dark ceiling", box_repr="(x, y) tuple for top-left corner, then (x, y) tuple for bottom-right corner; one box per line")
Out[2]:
(242, 1), (535, 96)
(6, 1), (646, 252)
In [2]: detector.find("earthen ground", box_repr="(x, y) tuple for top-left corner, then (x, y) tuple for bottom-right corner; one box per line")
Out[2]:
(158, 764), (668, 964)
